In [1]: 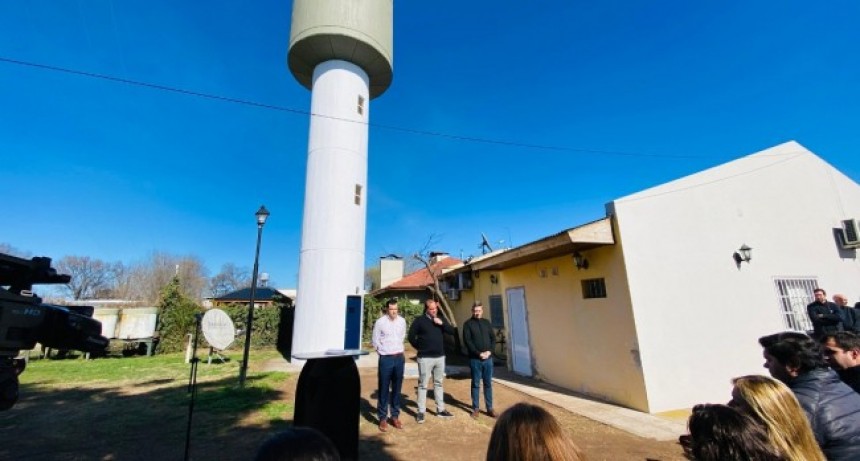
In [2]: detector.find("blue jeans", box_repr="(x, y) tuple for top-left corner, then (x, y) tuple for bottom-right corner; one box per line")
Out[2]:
(470, 358), (493, 411)
(378, 353), (405, 421)
(417, 356), (446, 413)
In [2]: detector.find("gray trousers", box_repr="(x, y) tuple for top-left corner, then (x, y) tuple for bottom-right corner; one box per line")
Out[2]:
(416, 356), (446, 414)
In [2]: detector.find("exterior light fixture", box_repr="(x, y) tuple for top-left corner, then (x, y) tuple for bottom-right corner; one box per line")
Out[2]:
(733, 244), (752, 267)
(239, 205), (270, 387)
(255, 205), (270, 226)
(573, 252), (589, 270)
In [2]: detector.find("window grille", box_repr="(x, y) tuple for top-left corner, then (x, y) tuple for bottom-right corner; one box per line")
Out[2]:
(773, 278), (817, 332)
(582, 278), (607, 299)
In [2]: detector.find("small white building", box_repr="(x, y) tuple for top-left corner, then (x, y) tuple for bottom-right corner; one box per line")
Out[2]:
(611, 140), (860, 412)
(444, 141), (860, 413)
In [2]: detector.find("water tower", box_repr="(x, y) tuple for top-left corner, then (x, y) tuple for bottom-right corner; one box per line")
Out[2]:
(288, 0), (393, 357)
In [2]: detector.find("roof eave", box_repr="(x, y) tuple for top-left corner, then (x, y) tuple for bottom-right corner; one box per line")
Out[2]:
(470, 217), (615, 271)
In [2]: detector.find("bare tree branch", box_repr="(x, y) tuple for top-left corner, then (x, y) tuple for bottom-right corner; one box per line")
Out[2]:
(55, 256), (120, 300)
(413, 234), (458, 327)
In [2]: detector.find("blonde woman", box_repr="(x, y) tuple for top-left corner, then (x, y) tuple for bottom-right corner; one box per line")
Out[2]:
(486, 403), (585, 461)
(730, 375), (825, 461)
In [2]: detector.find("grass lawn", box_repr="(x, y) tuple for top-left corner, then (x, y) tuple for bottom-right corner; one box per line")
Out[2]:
(2, 348), (297, 461)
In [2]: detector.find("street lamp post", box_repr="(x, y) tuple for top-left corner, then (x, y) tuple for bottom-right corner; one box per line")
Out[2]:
(239, 205), (270, 387)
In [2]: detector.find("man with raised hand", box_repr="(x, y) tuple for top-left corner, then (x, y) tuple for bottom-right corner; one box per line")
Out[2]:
(407, 297), (455, 424)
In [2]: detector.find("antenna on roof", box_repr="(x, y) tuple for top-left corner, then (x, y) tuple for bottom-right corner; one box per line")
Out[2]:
(479, 233), (494, 255)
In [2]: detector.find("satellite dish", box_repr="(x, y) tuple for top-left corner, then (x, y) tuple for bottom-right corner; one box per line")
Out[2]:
(479, 232), (494, 255)
(201, 309), (236, 350)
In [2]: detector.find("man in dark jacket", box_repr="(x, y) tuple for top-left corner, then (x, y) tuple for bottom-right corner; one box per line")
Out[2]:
(407, 297), (455, 424)
(759, 331), (860, 460)
(833, 294), (860, 333)
(463, 301), (496, 419)
(820, 332), (860, 394)
(807, 288), (845, 338)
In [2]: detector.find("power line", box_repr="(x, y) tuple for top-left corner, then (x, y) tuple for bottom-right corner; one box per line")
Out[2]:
(0, 56), (743, 159)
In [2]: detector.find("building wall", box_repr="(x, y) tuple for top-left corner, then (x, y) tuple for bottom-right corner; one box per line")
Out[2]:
(450, 271), (507, 327)
(611, 142), (860, 412)
(497, 250), (649, 411)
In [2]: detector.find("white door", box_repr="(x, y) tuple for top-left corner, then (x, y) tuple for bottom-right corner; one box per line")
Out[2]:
(506, 287), (533, 376)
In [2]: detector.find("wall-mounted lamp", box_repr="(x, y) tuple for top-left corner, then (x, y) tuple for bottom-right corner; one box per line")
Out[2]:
(489, 274), (499, 284)
(573, 252), (589, 270)
(733, 244), (753, 266)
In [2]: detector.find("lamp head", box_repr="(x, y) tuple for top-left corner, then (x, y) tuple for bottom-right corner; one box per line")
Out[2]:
(255, 205), (270, 226)
(573, 252), (589, 270)
(738, 244), (752, 263)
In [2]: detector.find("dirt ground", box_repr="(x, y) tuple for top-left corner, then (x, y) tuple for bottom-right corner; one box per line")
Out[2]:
(353, 367), (684, 461)
(0, 357), (685, 461)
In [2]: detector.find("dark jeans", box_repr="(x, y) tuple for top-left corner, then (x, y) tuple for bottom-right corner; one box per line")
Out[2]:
(470, 358), (493, 411)
(378, 353), (405, 421)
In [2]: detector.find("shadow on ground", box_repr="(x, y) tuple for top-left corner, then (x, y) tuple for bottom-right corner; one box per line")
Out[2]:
(1, 374), (290, 461)
(0, 370), (402, 461)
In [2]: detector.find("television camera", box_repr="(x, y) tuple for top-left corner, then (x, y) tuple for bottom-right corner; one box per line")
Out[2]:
(0, 253), (109, 410)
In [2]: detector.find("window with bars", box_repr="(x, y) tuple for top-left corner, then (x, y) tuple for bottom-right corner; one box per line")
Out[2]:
(773, 278), (817, 332)
(582, 278), (607, 299)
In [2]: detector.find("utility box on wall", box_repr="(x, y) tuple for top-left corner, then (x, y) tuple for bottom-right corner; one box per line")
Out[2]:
(343, 295), (363, 349)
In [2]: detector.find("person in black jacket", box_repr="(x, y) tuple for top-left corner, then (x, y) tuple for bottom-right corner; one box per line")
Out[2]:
(407, 297), (455, 424)
(759, 331), (860, 460)
(807, 288), (845, 338)
(833, 294), (859, 333)
(463, 301), (496, 419)
(820, 332), (860, 394)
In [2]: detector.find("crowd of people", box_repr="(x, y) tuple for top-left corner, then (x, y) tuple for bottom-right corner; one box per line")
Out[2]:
(681, 287), (860, 461)
(255, 288), (860, 460)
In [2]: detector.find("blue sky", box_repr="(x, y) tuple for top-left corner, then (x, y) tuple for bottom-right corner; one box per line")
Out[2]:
(1, 1), (858, 288)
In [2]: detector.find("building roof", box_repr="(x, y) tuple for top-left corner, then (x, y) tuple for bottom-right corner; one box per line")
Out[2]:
(464, 218), (615, 271)
(373, 257), (462, 293)
(614, 141), (807, 203)
(214, 287), (283, 302)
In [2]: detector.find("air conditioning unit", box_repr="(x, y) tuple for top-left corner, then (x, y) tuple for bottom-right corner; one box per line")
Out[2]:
(841, 219), (860, 248)
(446, 288), (460, 300)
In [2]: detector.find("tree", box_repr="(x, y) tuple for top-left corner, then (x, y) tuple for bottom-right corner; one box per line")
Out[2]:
(0, 243), (30, 258)
(155, 275), (201, 354)
(126, 252), (208, 304)
(55, 256), (122, 300)
(208, 263), (251, 297)
(364, 266), (381, 291)
(413, 235), (458, 327)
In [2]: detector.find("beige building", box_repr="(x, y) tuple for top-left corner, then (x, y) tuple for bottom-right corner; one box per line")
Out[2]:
(442, 141), (860, 413)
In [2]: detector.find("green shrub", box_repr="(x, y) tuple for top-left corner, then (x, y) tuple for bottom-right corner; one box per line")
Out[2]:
(155, 276), (202, 354)
(221, 303), (282, 348)
(363, 295), (425, 344)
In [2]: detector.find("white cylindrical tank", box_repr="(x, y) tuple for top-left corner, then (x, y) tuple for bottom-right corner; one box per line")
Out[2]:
(291, 60), (369, 355)
(288, 0), (393, 358)
(288, 0), (393, 98)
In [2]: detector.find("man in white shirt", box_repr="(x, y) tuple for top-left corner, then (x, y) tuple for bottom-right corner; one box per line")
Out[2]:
(372, 298), (407, 432)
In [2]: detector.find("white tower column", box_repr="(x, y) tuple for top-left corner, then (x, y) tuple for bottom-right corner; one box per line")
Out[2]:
(287, 0), (393, 358)
(292, 60), (369, 355)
